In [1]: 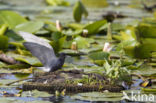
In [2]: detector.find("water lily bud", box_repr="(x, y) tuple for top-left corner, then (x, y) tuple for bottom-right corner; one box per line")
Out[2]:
(56, 20), (62, 31)
(82, 29), (88, 37)
(114, 1), (119, 6)
(103, 42), (112, 52)
(71, 42), (77, 50)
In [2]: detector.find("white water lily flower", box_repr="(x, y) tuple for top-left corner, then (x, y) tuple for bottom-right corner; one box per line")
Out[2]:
(103, 42), (112, 52)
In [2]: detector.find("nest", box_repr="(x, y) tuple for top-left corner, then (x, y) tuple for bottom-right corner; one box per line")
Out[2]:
(22, 70), (124, 93)
(23, 82), (123, 93)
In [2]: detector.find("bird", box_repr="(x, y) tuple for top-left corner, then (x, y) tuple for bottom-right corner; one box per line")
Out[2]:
(17, 31), (66, 72)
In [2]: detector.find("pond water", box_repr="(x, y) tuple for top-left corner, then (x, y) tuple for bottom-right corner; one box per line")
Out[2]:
(1, 0), (156, 103)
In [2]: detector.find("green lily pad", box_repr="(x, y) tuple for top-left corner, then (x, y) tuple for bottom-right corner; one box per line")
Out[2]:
(74, 36), (94, 49)
(120, 26), (136, 41)
(0, 10), (27, 29)
(6, 52), (42, 66)
(46, 0), (69, 6)
(22, 90), (52, 98)
(88, 51), (109, 60)
(84, 20), (107, 35)
(137, 24), (156, 38)
(15, 21), (44, 33)
(71, 92), (122, 102)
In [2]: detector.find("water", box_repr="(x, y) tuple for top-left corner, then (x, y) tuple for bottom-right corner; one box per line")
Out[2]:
(0, 0), (156, 102)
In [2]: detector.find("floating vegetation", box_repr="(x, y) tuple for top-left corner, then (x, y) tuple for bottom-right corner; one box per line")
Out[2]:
(1, 0), (156, 102)
(22, 70), (123, 93)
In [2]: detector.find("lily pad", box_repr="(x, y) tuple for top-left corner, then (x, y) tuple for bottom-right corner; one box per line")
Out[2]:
(6, 52), (42, 66)
(84, 20), (107, 35)
(74, 36), (94, 49)
(71, 92), (122, 102)
(15, 21), (44, 33)
(88, 51), (109, 60)
(0, 10), (27, 29)
(46, 0), (69, 6)
(22, 90), (52, 98)
(137, 24), (156, 38)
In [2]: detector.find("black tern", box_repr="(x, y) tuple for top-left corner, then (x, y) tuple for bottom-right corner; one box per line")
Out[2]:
(18, 31), (66, 72)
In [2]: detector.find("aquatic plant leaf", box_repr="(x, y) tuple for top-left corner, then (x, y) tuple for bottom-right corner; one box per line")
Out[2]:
(0, 97), (52, 103)
(135, 38), (156, 58)
(74, 36), (94, 49)
(82, 0), (108, 8)
(3, 64), (30, 70)
(141, 88), (156, 93)
(71, 92), (122, 102)
(0, 35), (8, 51)
(45, 23), (58, 32)
(111, 23), (125, 31)
(6, 52), (42, 66)
(121, 26), (137, 41)
(84, 20), (107, 35)
(15, 21), (44, 33)
(0, 24), (8, 35)
(88, 51), (109, 60)
(93, 60), (106, 66)
(104, 60), (131, 82)
(0, 61), (6, 68)
(67, 23), (84, 30)
(137, 24), (156, 38)
(124, 38), (156, 58)
(22, 90), (52, 97)
(9, 42), (24, 48)
(51, 31), (62, 41)
(46, 0), (70, 6)
(73, 0), (88, 22)
(62, 29), (82, 36)
(50, 36), (66, 53)
(5, 30), (23, 42)
(0, 10), (27, 29)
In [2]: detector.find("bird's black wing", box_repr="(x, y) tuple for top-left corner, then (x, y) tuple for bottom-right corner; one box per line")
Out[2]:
(18, 31), (54, 54)
(23, 42), (56, 67)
